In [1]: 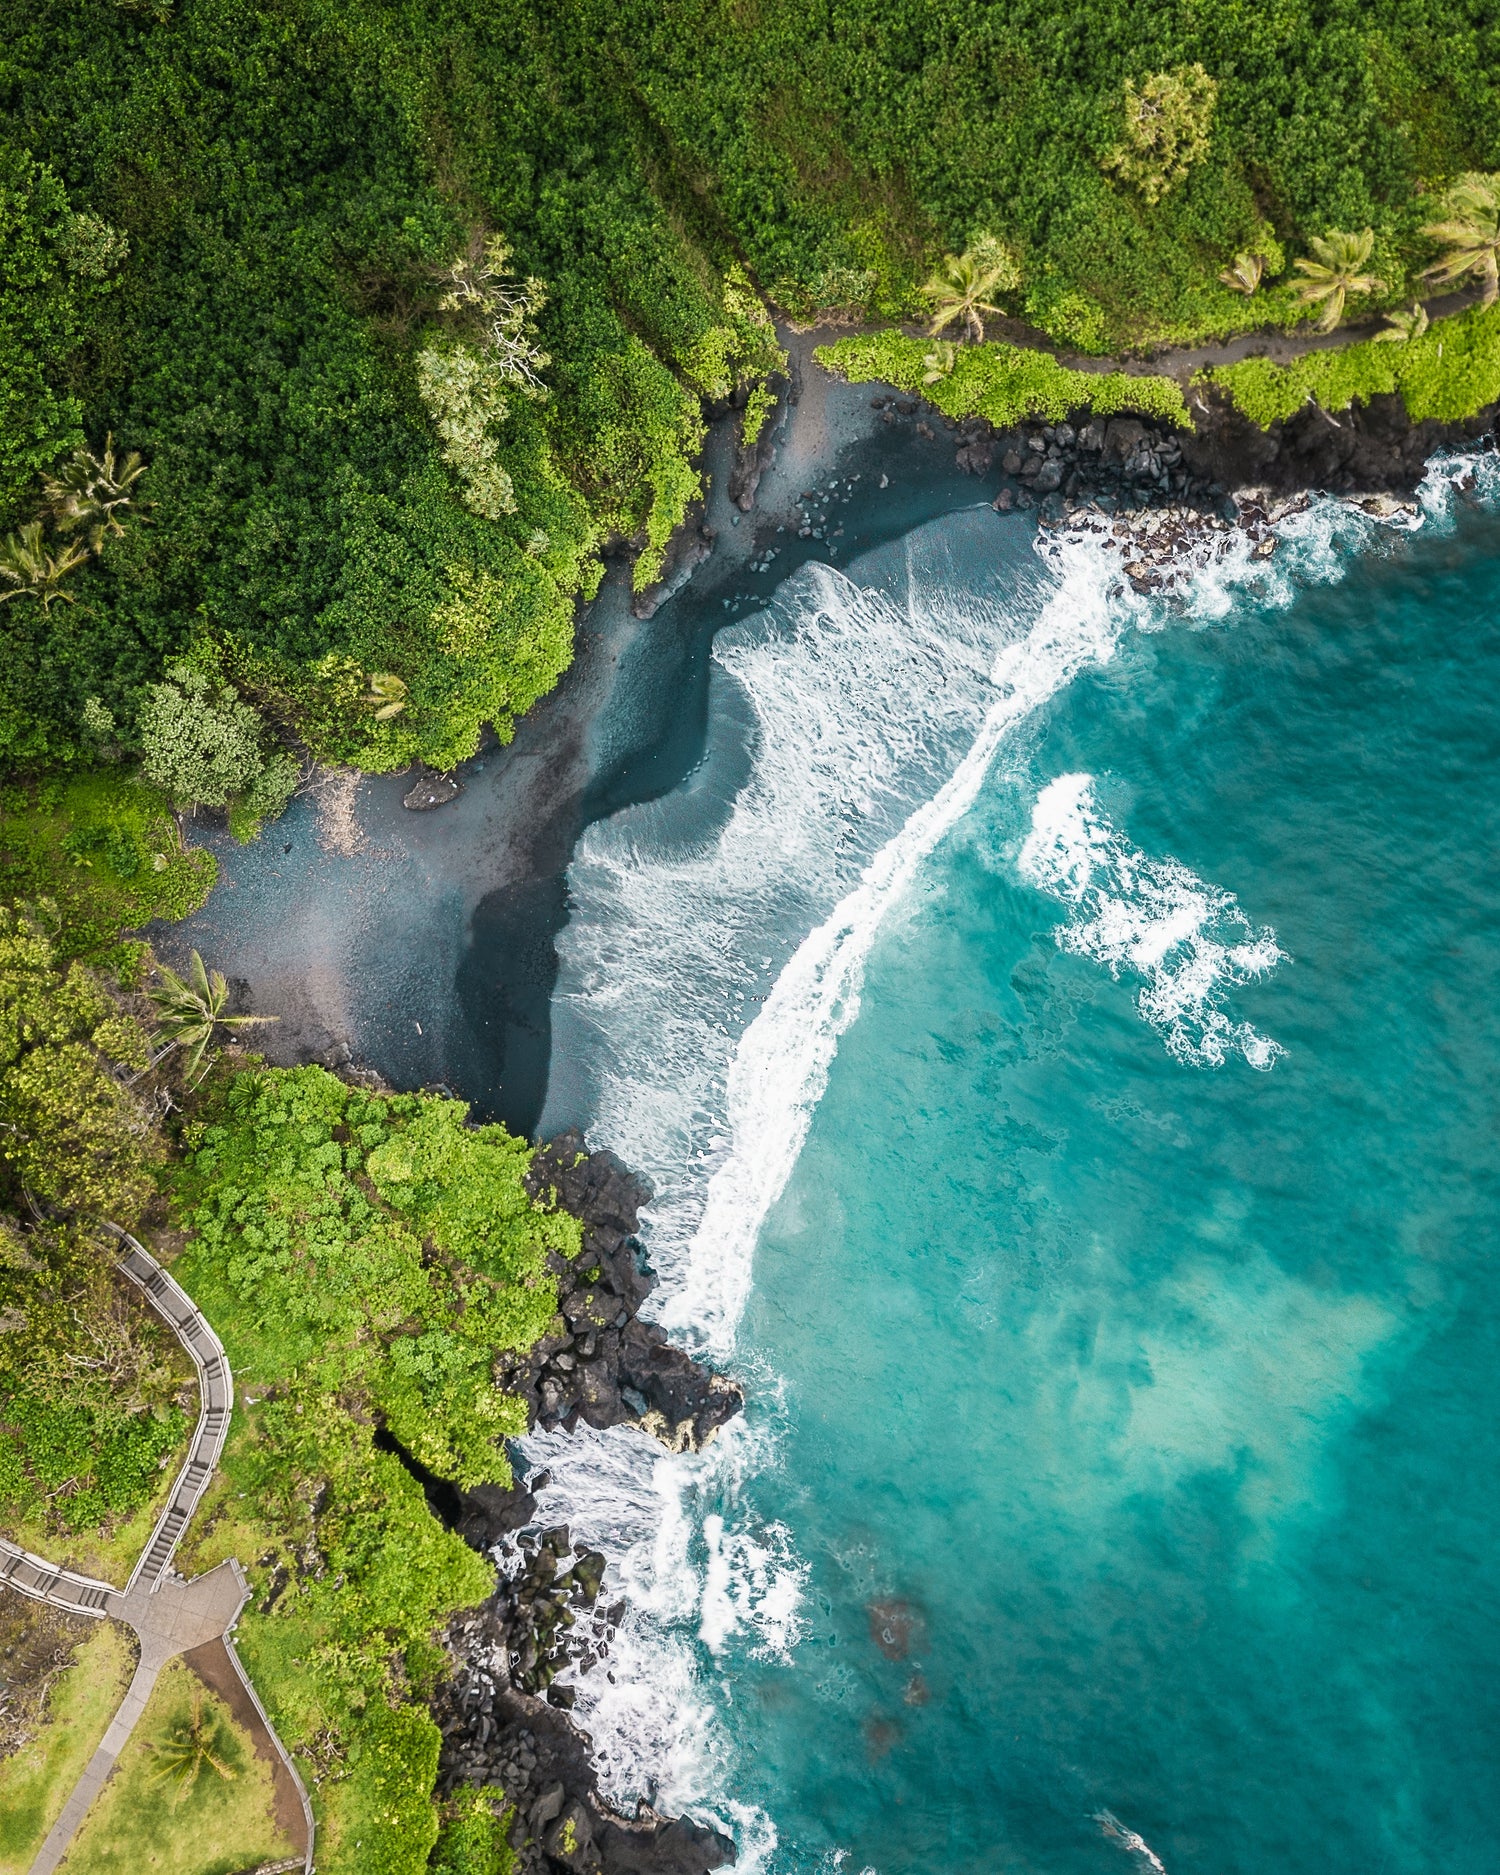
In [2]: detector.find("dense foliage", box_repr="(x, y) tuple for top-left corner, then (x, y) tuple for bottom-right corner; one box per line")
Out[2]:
(0, 0), (783, 776)
(2, 0), (1497, 786)
(0, 904), (157, 1220)
(599, 0), (1500, 348)
(1207, 303), (1500, 427)
(818, 331), (1189, 429)
(168, 1064), (580, 1872)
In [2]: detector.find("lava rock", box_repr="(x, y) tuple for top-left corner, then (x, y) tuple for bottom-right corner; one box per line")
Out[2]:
(403, 770), (461, 811)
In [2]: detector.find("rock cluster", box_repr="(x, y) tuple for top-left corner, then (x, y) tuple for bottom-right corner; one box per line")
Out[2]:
(403, 768), (462, 810)
(430, 1135), (743, 1874)
(474, 1131), (744, 1463)
(433, 1529), (735, 1875)
(434, 1562), (734, 1875)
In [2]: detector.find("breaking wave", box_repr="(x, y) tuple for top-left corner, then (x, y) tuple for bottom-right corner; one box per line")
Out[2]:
(523, 450), (1499, 1859)
(1018, 772), (1287, 1069)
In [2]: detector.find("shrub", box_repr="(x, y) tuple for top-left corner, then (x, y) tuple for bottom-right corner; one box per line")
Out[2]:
(1102, 65), (1219, 205)
(817, 330), (1190, 429)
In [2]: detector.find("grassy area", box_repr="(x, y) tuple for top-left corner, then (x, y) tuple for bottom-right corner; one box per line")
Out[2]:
(57, 1657), (295, 1875)
(6, 1466), (186, 1587)
(816, 330), (1190, 429)
(1206, 303), (1500, 428)
(0, 1619), (135, 1874)
(0, 771), (214, 965)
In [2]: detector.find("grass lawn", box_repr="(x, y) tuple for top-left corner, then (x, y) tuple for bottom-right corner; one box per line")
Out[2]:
(0, 1618), (135, 1874)
(58, 1657), (295, 1875)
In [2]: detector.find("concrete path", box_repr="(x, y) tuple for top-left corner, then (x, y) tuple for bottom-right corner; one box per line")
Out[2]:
(0, 1230), (314, 1875)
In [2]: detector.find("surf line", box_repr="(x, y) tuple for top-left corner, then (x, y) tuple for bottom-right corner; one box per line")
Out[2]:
(659, 545), (1131, 1357)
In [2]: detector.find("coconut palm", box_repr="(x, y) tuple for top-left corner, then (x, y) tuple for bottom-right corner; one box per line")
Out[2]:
(921, 340), (958, 384)
(367, 671), (409, 720)
(1293, 229), (1384, 333)
(1219, 251), (1264, 296)
(42, 435), (148, 551)
(921, 239), (1019, 343)
(0, 523), (89, 609)
(1374, 302), (1430, 343)
(148, 951), (277, 1086)
(1420, 172), (1500, 308)
(147, 1687), (237, 1792)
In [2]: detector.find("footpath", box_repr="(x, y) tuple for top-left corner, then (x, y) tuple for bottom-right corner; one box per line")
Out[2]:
(0, 1229), (314, 1875)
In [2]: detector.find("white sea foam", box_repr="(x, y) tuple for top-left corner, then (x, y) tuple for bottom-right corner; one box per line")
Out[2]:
(1095, 1809), (1170, 1874)
(523, 452), (1497, 1858)
(1018, 772), (1287, 1069)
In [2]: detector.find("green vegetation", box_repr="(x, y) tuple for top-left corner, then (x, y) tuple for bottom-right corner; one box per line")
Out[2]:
(1207, 304), (1500, 428)
(818, 331), (1189, 430)
(431, 1788), (514, 1875)
(0, 1619), (136, 1875)
(0, 771), (214, 964)
(163, 1063), (580, 1872)
(0, 1217), (191, 1539)
(0, 0), (1496, 831)
(63, 1658), (294, 1875)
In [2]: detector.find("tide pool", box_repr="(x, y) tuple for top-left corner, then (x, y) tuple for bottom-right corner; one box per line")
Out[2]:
(537, 464), (1500, 1875)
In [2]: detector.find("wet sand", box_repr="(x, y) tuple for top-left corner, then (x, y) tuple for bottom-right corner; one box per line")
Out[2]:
(158, 333), (1007, 1135)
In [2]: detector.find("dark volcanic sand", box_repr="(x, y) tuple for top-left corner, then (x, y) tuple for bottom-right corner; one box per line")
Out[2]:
(156, 334), (1013, 1135)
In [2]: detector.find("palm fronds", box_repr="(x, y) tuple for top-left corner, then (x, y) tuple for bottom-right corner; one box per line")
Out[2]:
(1293, 229), (1383, 334)
(148, 951), (277, 1087)
(1420, 172), (1500, 308)
(0, 523), (89, 609)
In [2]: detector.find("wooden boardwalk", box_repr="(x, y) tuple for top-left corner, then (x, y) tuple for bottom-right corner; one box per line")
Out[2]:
(0, 1229), (314, 1875)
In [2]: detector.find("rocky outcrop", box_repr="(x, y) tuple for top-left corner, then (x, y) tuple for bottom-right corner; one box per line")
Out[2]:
(434, 1555), (736, 1875)
(880, 383), (1496, 513)
(481, 1131), (743, 1460)
(727, 373), (789, 513)
(631, 503), (718, 621)
(432, 1135), (743, 1875)
(404, 768), (462, 810)
(1180, 385), (1496, 496)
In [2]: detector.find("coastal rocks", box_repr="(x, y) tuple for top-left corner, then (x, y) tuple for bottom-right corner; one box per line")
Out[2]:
(726, 371), (789, 513)
(404, 768), (462, 810)
(433, 1578), (736, 1875)
(430, 1133), (744, 1874)
(493, 1131), (743, 1455)
(1182, 386), (1498, 496)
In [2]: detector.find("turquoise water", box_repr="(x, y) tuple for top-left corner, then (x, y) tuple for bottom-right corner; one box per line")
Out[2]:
(716, 495), (1500, 1872)
(532, 465), (1500, 1875)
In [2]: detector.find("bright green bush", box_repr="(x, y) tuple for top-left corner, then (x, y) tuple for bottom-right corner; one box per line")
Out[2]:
(1207, 305), (1500, 427)
(432, 1789), (514, 1875)
(817, 331), (1190, 429)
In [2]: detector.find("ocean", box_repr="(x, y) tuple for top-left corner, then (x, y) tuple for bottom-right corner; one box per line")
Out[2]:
(530, 454), (1500, 1875)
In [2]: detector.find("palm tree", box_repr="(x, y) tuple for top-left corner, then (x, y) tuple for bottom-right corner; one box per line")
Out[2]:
(0, 523), (89, 609)
(1219, 251), (1264, 296)
(148, 1687), (237, 1792)
(1374, 302), (1430, 343)
(1293, 229), (1384, 333)
(148, 951), (277, 1086)
(367, 671), (409, 720)
(921, 238), (1019, 343)
(1420, 172), (1500, 308)
(42, 435), (148, 551)
(921, 340), (958, 384)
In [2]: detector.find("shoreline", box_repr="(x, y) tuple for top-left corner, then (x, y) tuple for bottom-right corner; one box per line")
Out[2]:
(149, 344), (1497, 1872)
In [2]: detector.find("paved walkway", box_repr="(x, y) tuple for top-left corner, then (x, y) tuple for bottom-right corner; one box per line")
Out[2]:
(0, 1230), (314, 1875)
